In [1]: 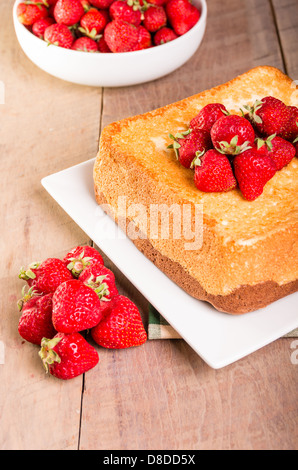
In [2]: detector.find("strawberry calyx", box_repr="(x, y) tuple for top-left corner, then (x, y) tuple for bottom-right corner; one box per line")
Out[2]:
(216, 135), (252, 155)
(66, 250), (93, 276)
(19, 262), (40, 281)
(85, 275), (110, 300)
(17, 285), (40, 311)
(242, 100), (263, 124)
(24, 0), (48, 8)
(127, 0), (143, 11)
(167, 129), (192, 158)
(78, 26), (102, 40)
(255, 133), (276, 151)
(39, 337), (62, 373)
(190, 150), (205, 169)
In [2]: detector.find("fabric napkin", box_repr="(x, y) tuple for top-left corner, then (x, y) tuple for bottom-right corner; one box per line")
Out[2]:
(148, 304), (298, 340)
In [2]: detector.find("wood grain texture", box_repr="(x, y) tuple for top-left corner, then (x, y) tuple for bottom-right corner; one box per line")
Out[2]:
(0, 0), (101, 450)
(0, 0), (297, 451)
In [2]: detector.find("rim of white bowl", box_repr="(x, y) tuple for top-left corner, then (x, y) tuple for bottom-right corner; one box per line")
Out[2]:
(13, 0), (207, 58)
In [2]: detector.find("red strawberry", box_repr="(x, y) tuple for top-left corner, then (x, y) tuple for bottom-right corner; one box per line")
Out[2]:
(63, 245), (104, 277)
(18, 288), (56, 345)
(280, 106), (298, 142)
(91, 295), (147, 349)
(153, 27), (178, 46)
(79, 264), (119, 300)
(132, 25), (152, 50)
(143, 5), (167, 33)
(32, 17), (55, 39)
(210, 114), (255, 156)
(72, 36), (99, 51)
(255, 135), (296, 170)
(168, 128), (212, 169)
(52, 279), (103, 333)
(233, 148), (277, 201)
(17, 3), (48, 26)
(139, 0), (167, 5)
(98, 36), (111, 52)
(193, 149), (237, 193)
(166, 0), (200, 36)
(39, 332), (99, 380)
(19, 258), (73, 294)
(243, 96), (291, 137)
(109, 0), (142, 27)
(89, 0), (114, 7)
(104, 20), (139, 52)
(190, 103), (229, 133)
(79, 7), (108, 39)
(44, 23), (74, 48)
(54, 0), (85, 26)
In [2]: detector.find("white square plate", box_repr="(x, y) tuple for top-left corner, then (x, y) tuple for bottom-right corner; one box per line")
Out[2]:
(42, 159), (298, 369)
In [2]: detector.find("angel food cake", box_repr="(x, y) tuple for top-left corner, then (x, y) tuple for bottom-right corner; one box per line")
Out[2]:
(93, 66), (298, 314)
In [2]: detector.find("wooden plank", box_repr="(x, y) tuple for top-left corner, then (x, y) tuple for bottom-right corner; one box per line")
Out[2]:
(271, 0), (298, 78)
(80, 0), (297, 450)
(0, 0), (102, 450)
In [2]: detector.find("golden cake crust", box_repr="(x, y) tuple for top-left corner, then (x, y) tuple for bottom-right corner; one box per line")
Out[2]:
(93, 66), (298, 314)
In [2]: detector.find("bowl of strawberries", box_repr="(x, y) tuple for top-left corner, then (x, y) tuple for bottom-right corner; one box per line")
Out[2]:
(13, 0), (207, 87)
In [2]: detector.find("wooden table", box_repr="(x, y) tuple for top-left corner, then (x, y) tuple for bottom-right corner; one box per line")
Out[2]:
(1, 0), (297, 451)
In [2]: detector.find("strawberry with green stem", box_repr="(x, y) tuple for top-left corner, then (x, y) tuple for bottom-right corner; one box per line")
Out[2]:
(39, 332), (99, 380)
(211, 114), (255, 156)
(242, 96), (291, 137)
(79, 7), (108, 39)
(255, 134), (296, 170)
(18, 287), (56, 345)
(63, 245), (104, 277)
(19, 257), (73, 294)
(44, 23), (74, 48)
(79, 264), (119, 301)
(190, 103), (229, 133)
(168, 128), (212, 169)
(17, 2), (49, 26)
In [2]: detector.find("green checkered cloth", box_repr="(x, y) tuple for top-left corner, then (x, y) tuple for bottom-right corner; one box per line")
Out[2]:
(148, 304), (298, 340)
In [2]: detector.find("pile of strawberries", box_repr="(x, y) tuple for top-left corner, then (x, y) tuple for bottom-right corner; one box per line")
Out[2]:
(17, 0), (201, 53)
(18, 246), (147, 380)
(168, 96), (298, 201)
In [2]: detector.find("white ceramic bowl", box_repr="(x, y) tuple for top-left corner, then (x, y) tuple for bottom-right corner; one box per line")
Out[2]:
(13, 0), (207, 87)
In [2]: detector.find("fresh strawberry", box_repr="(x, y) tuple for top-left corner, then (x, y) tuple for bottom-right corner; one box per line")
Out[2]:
(89, 0), (114, 7)
(54, 0), (85, 26)
(109, 0), (142, 27)
(17, 3), (48, 26)
(79, 7), (108, 39)
(44, 23), (74, 48)
(255, 134), (296, 170)
(19, 258), (73, 294)
(72, 36), (99, 51)
(280, 106), (298, 142)
(79, 264), (119, 300)
(98, 36), (112, 52)
(190, 103), (229, 133)
(233, 148), (277, 201)
(132, 25), (152, 50)
(168, 128), (212, 169)
(153, 27), (178, 46)
(210, 114), (255, 156)
(32, 17), (55, 39)
(166, 0), (200, 36)
(143, 5), (167, 32)
(91, 295), (147, 349)
(104, 19), (139, 52)
(63, 245), (104, 277)
(52, 279), (103, 333)
(243, 96), (291, 137)
(18, 288), (56, 345)
(39, 332), (99, 380)
(193, 149), (237, 192)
